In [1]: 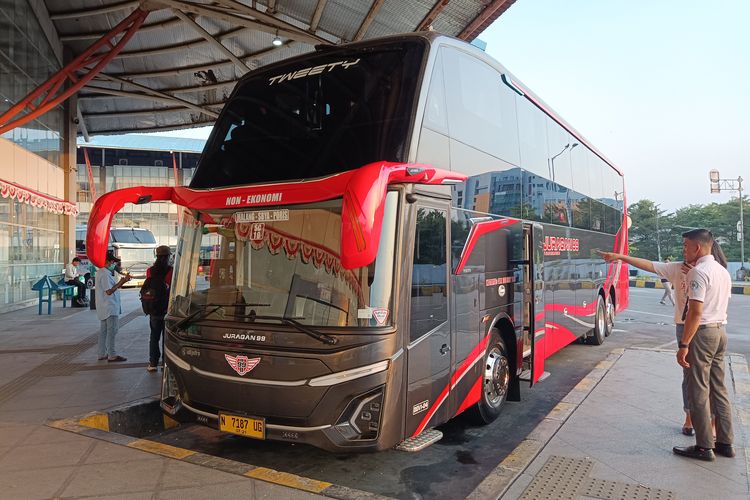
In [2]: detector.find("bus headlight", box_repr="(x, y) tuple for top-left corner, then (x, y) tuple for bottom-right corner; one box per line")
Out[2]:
(333, 387), (384, 441)
(161, 363), (181, 412)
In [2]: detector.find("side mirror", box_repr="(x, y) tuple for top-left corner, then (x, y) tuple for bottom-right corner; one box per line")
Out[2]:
(87, 186), (174, 267)
(340, 162), (466, 269)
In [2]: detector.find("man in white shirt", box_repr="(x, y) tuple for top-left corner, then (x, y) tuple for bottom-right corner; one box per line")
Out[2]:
(673, 229), (733, 461)
(65, 257), (87, 306)
(95, 252), (131, 362)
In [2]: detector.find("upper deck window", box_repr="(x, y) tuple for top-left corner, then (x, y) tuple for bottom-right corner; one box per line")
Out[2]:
(191, 41), (426, 189)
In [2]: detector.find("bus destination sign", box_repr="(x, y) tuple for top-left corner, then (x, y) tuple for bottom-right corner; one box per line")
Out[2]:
(234, 209), (289, 223)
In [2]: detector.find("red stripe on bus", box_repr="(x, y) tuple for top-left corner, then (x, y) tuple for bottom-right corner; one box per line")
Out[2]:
(455, 218), (520, 275)
(412, 334), (490, 437)
(454, 376), (482, 416)
(543, 322), (578, 358)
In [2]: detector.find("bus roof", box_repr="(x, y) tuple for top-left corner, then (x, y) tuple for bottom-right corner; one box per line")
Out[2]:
(225, 31), (622, 178)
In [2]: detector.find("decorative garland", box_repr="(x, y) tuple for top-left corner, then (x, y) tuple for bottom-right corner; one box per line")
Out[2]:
(233, 222), (363, 301)
(0, 179), (78, 216)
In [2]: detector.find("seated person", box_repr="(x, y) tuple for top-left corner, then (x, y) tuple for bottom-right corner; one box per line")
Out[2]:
(65, 257), (88, 306)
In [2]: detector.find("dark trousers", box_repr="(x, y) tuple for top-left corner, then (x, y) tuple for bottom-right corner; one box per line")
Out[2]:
(66, 279), (86, 302)
(686, 324), (734, 448)
(149, 314), (165, 366)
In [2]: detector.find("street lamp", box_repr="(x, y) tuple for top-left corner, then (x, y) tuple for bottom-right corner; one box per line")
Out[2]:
(549, 142), (578, 183)
(655, 203), (662, 261)
(709, 169), (745, 279)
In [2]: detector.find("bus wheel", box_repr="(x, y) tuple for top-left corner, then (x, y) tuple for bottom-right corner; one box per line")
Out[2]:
(590, 295), (606, 345)
(470, 336), (510, 424)
(604, 294), (615, 337)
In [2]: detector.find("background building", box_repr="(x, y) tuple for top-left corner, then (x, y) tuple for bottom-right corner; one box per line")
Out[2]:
(75, 135), (206, 249)
(0, 2), (77, 312)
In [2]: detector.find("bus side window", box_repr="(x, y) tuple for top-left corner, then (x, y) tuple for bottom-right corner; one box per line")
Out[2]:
(410, 208), (447, 343)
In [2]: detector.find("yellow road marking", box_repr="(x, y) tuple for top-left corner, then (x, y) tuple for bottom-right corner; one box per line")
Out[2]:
(547, 402), (576, 420)
(78, 413), (109, 431)
(574, 377), (593, 391)
(595, 359), (614, 370)
(246, 467), (332, 493)
(163, 414), (179, 430)
(128, 439), (196, 459)
(500, 439), (540, 470)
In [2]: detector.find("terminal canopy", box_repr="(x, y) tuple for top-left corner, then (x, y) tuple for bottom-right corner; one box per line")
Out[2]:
(42, 0), (517, 136)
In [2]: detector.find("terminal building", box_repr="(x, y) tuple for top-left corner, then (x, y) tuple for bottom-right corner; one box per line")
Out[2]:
(75, 135), (206, 250)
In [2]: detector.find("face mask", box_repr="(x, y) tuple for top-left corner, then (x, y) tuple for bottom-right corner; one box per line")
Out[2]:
(107, 263), (117, 271)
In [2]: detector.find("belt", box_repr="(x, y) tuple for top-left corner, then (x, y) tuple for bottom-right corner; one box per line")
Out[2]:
(696, 322), (724, 330)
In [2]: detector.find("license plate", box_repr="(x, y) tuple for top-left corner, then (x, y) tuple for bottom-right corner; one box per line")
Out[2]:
(219, 413), (265, 440)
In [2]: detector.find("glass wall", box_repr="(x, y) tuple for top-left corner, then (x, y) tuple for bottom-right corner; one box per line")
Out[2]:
(0, 197), (63, 305)
(0, 2), (63, 166)
(0, 2), (67, 310)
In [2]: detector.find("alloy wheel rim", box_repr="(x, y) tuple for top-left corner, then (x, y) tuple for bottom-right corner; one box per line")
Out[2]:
(484, 347), (509, 408)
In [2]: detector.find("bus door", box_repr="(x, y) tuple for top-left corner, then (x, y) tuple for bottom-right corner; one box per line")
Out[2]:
(523, 223), (546, 385)
(405, 199), (452, 433)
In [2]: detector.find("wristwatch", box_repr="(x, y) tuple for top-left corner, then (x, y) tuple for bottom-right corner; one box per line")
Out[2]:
(678, 342), (689, 349)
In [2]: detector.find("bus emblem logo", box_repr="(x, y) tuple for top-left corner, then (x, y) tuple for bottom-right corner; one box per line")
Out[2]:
(225, 354), (260, 376)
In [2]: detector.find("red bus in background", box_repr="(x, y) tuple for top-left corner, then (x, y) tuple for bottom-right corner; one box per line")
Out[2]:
(86, 33), (628, 452)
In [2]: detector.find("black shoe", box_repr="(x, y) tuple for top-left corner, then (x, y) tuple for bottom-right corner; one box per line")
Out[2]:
(714, 442), (735, 458)
(681, 426), (694, 436)
(673, 445), (715, 461)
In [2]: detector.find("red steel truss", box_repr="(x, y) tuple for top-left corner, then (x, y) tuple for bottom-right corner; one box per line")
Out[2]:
(0, 8), (149, 135)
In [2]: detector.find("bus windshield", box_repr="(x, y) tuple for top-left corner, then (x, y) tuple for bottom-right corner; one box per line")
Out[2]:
(171, 192), (399, 328)
(190, 40), (425, 189)
(110, 228), (157, 244)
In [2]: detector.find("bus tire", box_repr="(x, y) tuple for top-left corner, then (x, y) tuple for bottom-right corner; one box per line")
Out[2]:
(604, 293), (614, 337)
(470, 335), (511, 425)
(590, 295), (606, 345)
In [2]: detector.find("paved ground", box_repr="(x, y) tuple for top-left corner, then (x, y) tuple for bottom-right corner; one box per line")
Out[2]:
(0, 288), (747, 499)
(497, 348), (749, 500)
(0, 291), (325, 499)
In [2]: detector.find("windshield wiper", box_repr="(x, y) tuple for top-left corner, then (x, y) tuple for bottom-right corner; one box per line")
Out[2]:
(171, 304), (224, 330)
(244, 313), (338, 345)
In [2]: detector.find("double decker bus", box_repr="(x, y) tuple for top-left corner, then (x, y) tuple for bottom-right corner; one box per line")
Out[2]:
(87, 32), (628, 452)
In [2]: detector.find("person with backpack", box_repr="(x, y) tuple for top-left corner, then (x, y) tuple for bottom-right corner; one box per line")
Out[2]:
(142, 245), (173, 372)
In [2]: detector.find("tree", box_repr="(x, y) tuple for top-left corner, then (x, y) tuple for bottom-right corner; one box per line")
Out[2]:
(627, 200), (673, 260)
(628, 196), (748, 262)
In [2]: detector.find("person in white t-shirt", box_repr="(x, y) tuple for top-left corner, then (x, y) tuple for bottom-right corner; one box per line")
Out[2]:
(597, 250), (695, 434)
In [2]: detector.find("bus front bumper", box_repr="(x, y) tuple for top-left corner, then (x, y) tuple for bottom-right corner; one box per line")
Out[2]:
(160, 349), (395, 452)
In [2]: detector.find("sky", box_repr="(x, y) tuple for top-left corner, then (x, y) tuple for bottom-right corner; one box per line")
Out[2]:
(149, 0), (750, 212)
(479, 0), (750, 212)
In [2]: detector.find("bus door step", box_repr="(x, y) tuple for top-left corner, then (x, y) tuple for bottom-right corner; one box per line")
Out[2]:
(519, 370), (550, 382)
(395, 429), (443, 452)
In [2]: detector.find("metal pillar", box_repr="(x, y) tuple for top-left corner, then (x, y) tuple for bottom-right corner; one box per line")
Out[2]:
(0, 8), (149, 135)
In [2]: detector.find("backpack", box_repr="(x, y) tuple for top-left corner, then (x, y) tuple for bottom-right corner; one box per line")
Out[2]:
(140, 268), (170, 315)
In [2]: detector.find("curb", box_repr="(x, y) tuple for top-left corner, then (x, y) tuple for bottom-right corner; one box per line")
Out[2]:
(48, 399), (391, 500)
(729, 353), (750, 495)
